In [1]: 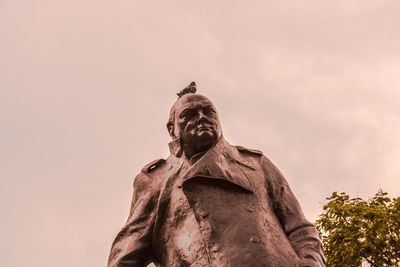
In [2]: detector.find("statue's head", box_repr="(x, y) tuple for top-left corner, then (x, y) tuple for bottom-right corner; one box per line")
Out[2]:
(167, 82), (222, 156)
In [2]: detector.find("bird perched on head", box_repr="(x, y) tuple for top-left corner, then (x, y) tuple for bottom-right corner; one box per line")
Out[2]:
(177, 81), (197, 97)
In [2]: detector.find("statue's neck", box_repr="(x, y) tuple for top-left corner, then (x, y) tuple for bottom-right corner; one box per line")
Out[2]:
(182, 143), (212, 163)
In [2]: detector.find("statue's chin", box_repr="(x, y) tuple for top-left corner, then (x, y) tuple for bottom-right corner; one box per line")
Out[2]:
(193, 133), (217, 150)
(181, 129), (219, 155)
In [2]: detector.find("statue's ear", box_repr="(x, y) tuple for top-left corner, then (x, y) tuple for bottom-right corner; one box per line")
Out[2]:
(167, 122), (176, 138)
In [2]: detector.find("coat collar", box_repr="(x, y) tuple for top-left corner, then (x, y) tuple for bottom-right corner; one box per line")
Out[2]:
(168, 138), (183, 158)
(169, 136), (256, 193)
(168, 135), (255, 170)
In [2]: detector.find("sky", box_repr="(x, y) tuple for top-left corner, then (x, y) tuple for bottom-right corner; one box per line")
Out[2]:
(1, 1), (400, 266)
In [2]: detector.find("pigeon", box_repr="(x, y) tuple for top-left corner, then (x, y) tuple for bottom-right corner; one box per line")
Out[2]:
(177, 81), (197, 97)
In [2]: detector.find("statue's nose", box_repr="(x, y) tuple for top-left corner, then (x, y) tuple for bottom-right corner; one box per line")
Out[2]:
(197, 112), (208, 124)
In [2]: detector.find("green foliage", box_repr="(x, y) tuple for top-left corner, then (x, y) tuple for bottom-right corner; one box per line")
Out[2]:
(316, 190), (400, 267)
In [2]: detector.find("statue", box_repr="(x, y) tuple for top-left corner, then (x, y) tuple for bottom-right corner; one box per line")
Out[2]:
(108, 82), (326, 267)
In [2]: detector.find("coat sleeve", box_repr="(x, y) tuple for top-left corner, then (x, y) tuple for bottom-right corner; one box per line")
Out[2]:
(108, 171), (159, 267)
(261, 156), (326, 266)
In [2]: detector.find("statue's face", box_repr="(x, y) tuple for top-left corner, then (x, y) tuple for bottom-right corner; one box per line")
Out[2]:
(174, 94), (222, 153)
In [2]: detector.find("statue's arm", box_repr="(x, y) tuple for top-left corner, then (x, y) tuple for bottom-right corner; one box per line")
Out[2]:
(108, 171), (159, 267)
(261, 156), (326, 266)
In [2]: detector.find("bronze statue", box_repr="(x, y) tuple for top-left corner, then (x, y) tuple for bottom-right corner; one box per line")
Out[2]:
(108, 82), (325, 267)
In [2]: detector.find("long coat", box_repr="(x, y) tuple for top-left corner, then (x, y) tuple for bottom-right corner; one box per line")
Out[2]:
(108, 137), (325, 267)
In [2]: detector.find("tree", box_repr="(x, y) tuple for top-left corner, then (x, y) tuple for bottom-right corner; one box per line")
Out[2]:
(316, 190), (400, 267)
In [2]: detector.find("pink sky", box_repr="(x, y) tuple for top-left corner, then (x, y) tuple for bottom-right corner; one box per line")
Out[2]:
(1, 1), (400, 266)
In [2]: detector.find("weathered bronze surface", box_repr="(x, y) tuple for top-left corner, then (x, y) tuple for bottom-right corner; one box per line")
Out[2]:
(108, 82), (325, 267)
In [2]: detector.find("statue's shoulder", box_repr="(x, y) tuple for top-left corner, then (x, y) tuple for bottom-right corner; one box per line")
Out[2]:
(235, 145), (263, 157)
(132, 158), (166, 197)
(141, 158), (167, 174)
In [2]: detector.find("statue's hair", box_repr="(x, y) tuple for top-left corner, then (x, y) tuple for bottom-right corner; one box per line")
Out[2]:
(167, 81), (197, 138)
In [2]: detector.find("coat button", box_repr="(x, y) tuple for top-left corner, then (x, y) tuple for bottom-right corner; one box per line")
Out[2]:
(250, 236), (260, 243)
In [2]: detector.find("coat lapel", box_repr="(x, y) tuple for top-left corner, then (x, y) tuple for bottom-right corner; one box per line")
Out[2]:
(181, 137), (255, 193)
